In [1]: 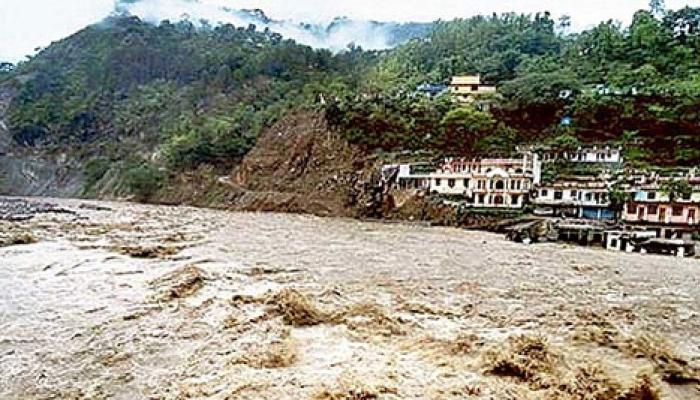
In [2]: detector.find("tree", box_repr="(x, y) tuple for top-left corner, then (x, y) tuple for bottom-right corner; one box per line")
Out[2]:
(124, 162), (164, 200)
(662, 179), (692, 203)
(557, 15), (572, 35)
(437, 106), (496, 154)
(650, 0), (666, 17)
(548, 131), (581, 152)
(608, 183), (632, 221)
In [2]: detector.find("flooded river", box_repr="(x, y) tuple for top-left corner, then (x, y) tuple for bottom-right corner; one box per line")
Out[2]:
(1, 198), (699, 399)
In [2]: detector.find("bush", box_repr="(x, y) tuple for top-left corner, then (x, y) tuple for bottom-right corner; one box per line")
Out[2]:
(161, 114), (257, 170)
(123, 162), (164, 200)
(83, 157), (111, 189)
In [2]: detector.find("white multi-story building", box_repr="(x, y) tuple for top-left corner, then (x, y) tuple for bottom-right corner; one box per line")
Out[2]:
(429, 154), (541, 209)
(540, 145), (624, 164)
(532, 177), (616, 220)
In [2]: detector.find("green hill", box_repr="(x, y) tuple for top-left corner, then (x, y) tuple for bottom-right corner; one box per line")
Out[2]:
(1, 6), (699, 200)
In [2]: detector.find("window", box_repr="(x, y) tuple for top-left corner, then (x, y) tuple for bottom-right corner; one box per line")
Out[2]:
(647, 192), (656, 200)
(495, 180), (505, 190)
(478, 194), (486, 204)
(554, 191), (563, 200)
(648, 205), (658, 215)
(628, 205), (637, 214)
(673, 206), (684, 216)
(571, 190), (578, 198)
(512, 195), (520, 205)
(463, 179), (470, 188)
(448, 179), (455, 188)
(435, 178), (441, 187)
(541, 189), (549, 197)
(471, 84), (479, 91)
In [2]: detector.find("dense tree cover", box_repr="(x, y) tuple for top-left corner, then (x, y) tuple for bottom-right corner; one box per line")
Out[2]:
(326, 5), (700, 165)
(6, 16), (376, 170)
(5, 3), (700, 193)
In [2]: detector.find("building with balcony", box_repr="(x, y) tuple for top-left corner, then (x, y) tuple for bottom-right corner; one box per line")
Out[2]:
(428, 154), (541, 209)
(532, 176), (616, 220)
(523, 145), (624, 165)
(622, 177), (700, 239)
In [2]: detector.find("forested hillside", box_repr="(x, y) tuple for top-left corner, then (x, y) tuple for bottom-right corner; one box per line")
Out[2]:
(6, 15), (373, 162)
(1, 5), (699, 200)
(326, 7), (700, 166)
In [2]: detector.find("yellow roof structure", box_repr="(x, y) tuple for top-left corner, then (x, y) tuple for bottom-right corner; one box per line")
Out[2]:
(450, 75), (482, 85)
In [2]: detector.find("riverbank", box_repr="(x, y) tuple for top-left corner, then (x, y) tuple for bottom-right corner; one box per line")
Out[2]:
(1, 197), (699, 399)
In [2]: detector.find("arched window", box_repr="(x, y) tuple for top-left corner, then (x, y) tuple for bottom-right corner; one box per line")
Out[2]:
(494, 195), (505, 205)
(495, 180), (505, 190)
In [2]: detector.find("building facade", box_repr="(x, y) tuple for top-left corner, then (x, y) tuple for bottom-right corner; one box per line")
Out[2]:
(622, 176), (700, 239)
(448, 75), (497, 103)
(532, 177), (615, 220)
(429, 155), (541, 209)
(537, 145), (624, 165)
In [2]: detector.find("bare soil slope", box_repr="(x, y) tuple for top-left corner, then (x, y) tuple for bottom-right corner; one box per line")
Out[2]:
(225, 111), (377, 217)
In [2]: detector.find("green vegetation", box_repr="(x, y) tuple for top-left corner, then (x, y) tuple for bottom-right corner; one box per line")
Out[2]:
(123, 161), (164, 200)
(83, 156), (111, 189)
(6, 16), (374, 161)
(326, 5), (700, 164)
(3, 4), (700, 198)
(0, 62), (13, 82)
(661, 179), (693, 202)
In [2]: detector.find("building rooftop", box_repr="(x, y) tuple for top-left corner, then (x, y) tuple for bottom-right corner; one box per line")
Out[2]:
(450, 75), (484, 86)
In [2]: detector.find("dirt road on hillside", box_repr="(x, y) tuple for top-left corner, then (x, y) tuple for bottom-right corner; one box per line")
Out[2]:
(1, 197), (699, 399)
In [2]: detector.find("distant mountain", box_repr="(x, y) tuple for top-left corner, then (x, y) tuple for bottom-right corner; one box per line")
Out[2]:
(115, 1), (434, 51)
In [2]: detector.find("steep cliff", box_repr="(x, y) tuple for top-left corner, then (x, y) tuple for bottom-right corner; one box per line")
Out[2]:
(213, 111), (380, 217)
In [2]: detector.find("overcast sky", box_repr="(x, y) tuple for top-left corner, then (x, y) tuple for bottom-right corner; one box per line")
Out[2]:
(1, 0), (698, 62)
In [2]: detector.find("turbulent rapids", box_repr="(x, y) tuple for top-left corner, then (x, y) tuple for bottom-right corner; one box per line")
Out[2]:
(1, 197), (699, 399)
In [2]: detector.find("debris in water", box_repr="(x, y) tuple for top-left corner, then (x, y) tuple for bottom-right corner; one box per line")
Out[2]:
(230, 335), (299, 369)
(150, 265), (206, 301)
(623, 333), (700, 384)
(0, 230), (37, 247)
(482, 335), (558, 388)
(112, 244), (180, 259)
(266, 288), (326, 327)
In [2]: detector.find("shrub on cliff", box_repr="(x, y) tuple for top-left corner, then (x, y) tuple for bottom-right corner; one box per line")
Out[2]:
(123, 162), (164, 200)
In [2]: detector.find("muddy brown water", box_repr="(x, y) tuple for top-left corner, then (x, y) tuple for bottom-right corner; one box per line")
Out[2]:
(1, 198), (699, 399)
